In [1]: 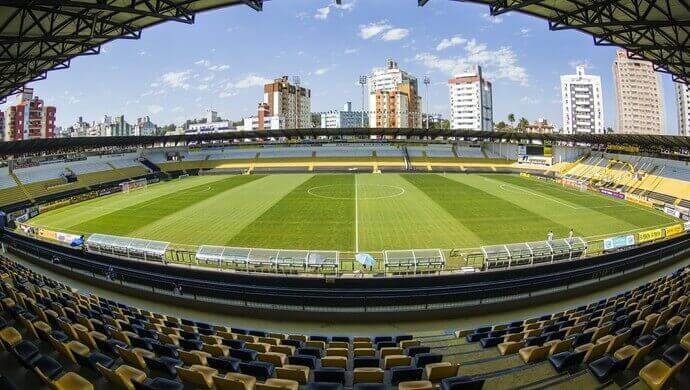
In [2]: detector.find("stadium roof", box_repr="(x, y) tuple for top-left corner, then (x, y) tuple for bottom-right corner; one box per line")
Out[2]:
(0, 0), (260, 101)
(0, 0), (688, 101)
(0, 128), (688, 156)
(451, 0), (690, 83)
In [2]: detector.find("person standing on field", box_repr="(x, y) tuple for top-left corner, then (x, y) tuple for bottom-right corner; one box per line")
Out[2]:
(547, 230), (554, 241)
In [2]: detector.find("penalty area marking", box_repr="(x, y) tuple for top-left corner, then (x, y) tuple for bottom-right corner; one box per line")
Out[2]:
(307, 184), (406, 200)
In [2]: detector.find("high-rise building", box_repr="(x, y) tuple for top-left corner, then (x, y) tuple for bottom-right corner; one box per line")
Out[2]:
(560, 65), (604, 134)
(449, 65), (493, 131)
(133, 116), (157, 136)
(368, 59), (422, 128)
(262, 76), (311, 129)
(676, 82), (690, 136)
(102, 115), (131, 137)
(0, 112), (5, 140)
(321, 102), (368, 128)
(612, 49), (665, 134)
(206, 109), (218, 124)
(4, 88), (56, 141)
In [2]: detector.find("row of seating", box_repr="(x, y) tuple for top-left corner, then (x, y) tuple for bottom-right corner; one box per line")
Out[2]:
(458, 266), (690, 388)
(0, 257), (483, 390)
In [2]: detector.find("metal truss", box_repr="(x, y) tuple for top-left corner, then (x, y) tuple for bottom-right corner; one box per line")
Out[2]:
(430, 0), (690, 83)
(0, 0), (263, 100)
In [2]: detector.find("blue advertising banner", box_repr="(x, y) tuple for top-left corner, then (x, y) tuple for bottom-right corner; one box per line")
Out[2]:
(603, 234), (635, 251)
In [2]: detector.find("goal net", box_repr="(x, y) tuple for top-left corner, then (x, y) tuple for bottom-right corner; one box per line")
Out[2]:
(120, 178), (147, 193)
(561, 177), (587, 192)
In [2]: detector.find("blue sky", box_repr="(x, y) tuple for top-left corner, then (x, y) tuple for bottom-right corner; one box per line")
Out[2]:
(7, 0), (682, 134)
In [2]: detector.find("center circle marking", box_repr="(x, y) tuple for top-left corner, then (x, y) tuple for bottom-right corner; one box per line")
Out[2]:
(307, 184), (406, 200)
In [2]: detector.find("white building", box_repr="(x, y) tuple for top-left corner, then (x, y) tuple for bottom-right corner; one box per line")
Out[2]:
(368, 59), (422, 128)
(186, 120), (233, 134)
(560, 65), (604, 134)
(133, 116), (156, 136)
(676, 82), (690, 136)
(241, 115), (283, 131)
(320, 102), (368, 128)
(613, 49), (665, 134)
(449, 65), (493, 131)
(262, 76), (311, 129)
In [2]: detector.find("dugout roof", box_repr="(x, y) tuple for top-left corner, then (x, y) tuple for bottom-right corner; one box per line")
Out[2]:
(1, 0), (688, 101)
(86, 233), (169, 256)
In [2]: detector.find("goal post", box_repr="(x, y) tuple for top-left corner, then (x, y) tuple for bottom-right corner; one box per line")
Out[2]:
(120, 178), (147, 194)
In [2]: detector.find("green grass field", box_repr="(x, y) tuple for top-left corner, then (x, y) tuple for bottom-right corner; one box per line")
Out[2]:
(27, 173), (677, 252)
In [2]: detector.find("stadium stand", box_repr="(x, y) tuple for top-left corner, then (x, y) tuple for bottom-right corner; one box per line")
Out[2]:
(2, 255), (690, 389)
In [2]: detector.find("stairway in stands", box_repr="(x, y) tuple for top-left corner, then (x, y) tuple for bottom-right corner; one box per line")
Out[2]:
(138, 157), (162, 173)
(9, 172), (34, 203)
(402, 146), (412, 171)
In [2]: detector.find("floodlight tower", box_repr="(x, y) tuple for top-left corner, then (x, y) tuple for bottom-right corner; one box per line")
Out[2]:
(359, 75), (368, 128)
(423, 76), (430, 129)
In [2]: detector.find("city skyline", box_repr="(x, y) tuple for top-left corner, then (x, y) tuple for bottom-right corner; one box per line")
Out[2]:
(0, 0), (685, 135)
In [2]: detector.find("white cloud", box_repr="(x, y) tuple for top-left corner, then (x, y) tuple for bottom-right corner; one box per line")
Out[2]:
(147, 105), (163, 114)
(518, 28), (530, 37)
(344, 48), (359, 55)
(382, 28), (409, 41)
(195, 59), (211, 67)
(197, 84), (209, 91)
(314, 7), (330, 20)
(568, 59), (595, 70)
(358, 20), (392, 39)
(314, 67), (329, 76)
(436, 36), (467, 51)
(218, 74), (271, 98)
(209, 64), (230, 71)
(295, 11), (308, 20)
(172, 106), (183, 113)
(160, 70), (192, 89)
(482, 13), (502, 24)
(138, 50), (147, 56)
(520, 96), (540, 105)
(414, 39), (528, 85)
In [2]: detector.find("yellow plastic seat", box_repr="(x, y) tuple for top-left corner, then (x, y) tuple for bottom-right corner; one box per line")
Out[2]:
(275, 365), (309, 384)
(179, 350), (211, 366)
(177, 365), (219, 389)
(519, 345), (550, 364)
(398, 380), (434, 390)
(497, 341), (524, 355)
(256, 378), (299, 390)
(425, 362), (459, 381)
(639, 354), (689, 390)
(383, 354), (412, 369)
(353, 367), (384, 384)
(270, 344), (295, 356)
(258, 351), (287, 367)
(97, 363), (146, 390)
(246, 342), (270, 353)
(545, 339), (573, 356)
(116, 346), (155, 369)
(354, 348), (375, 357)
(0, 327), (22, 347)
(321, 356), (347, 368)
(48, 371), (94, 390)
(203, 343), (230, 357)
(326, 347), (349, 357)
(328, 341), (349, 349)
(380, 347), (404, 359)
(305, 340), (326, 350)
(214, 372), (257, 390)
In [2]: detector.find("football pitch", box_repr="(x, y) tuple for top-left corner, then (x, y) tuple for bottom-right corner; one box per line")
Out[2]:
(28, 173), (677, 252)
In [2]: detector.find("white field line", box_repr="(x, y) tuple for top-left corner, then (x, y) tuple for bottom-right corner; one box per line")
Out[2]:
(497, 183), (578, 209)
(354, 174), (359, 253)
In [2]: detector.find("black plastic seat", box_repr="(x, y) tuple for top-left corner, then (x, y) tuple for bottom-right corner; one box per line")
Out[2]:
(307, 382), (344, 390)
(331, 336), (351, 343)
(207, 356), (240, 373)
(466, 332), (488, 343)
(32, 355), (64, 380)
(310, 335), (330, 343)
(524, 335), (546, 347)
(353, 384), (386, 390)
(479, 336), (502, 348)
(588, 355), (629, 382)
(10, 340), (40, 370)
(652, 325), (672, 346)
(178, 338), (202, 351)
(374, 341), (396, 350)
(413, 353), (442, 368)
(373, 336), (392, 344)
(405, 346), (430, 357)
(635, 334), (656, 348)
(549, 351), (586, 373)
(298, 347), (322, 358)
(662, 344), (689, 366)
(133, 376), (184, 390)
(281, 339), (302, 348)
(395, 335), (413, 343)
(95, 337), (127, 355)
(221, 338), (245, 350)
(353, 357), (379, 368)
(440, 376), (485, 390)
(389, 366), (422, 386)
(288, 354), (317, 369)
(74, 350), (115, 372)
(152, 342), (179, 359)
(239, 361), (274, 380)
(228, 348), (257, 362)
(144, 356), (182, 377)
(314, 367), (346, 384)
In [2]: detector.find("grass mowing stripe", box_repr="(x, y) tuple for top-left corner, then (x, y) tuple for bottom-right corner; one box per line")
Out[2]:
(226, 174), (355, 251)
(72, 175), (264, 236)
(401, 174), (570, 245)
(485, 174), (675, 228)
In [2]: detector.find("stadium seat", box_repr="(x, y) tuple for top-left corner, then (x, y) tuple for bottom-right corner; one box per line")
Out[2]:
(440, 376), (485, 390)
(314, 367), (346, 384)
(639, 354), (689, 390)
(213, 372), (256, 390)
(390, 366), (423, 385)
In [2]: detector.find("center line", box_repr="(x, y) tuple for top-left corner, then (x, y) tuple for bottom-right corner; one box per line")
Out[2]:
(354, 174), (359, 253)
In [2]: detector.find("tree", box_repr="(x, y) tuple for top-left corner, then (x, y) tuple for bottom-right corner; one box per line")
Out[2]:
(495, 121), (509, 131)
(605, 126), (614, 134)
(311, 113), (322, 128)
(517, 117), (530, 132)
(507, 113), (516, 128)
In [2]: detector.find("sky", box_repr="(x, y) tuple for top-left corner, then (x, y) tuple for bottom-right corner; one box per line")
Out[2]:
(4, 0), (684, 134)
